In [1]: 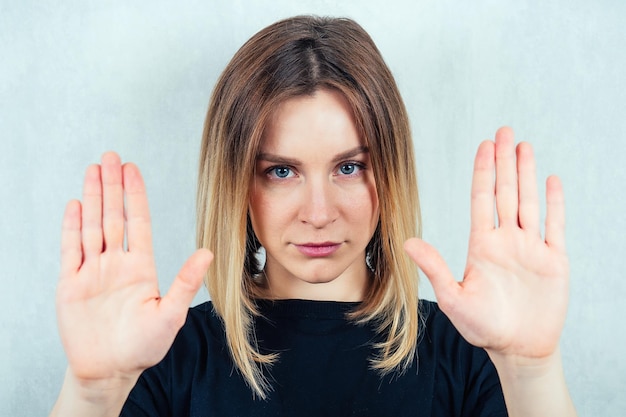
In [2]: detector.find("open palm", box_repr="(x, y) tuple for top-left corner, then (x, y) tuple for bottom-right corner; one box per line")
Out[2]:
(57, 153), (212, 382)
(405, 127), (569, 360)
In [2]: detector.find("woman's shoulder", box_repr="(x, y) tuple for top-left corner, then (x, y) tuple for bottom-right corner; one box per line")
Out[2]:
(176, 300), (225, 344)
(416, 298), (494, 373)
(134, 301), (230, 387)
(418, 298), (462, 339)
(418, 298), (453, 337)
(416, 299), (507, 415)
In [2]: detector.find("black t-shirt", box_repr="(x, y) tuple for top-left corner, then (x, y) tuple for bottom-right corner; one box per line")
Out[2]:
(121, 299), (507, 416)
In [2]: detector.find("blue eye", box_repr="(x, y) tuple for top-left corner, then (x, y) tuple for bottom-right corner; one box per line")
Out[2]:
(339, 163), (362, 176)
(269, 166), (293, 179)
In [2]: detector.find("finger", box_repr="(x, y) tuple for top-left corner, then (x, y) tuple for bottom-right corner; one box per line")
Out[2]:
(516, 142), (540, 233)
(160, 249), (213, 328)
(101, 152), (125, 250)
(123, 163), (153, 253)
(470, 140), (495, 231)
(494, 127), (519, 227)
(81, 164), (103, 258)
(404, 238), (460, 313)
(545, 175), (566, 253)
(60, 200), (83, 278)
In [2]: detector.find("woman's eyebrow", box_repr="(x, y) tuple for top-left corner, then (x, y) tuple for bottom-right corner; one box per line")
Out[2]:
(256, 153), (300, 165)
(331, 146), (369, 163)
(256, 146), (369, 165)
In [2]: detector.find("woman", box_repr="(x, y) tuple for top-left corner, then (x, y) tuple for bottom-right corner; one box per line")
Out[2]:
(50, 16), (576, 416)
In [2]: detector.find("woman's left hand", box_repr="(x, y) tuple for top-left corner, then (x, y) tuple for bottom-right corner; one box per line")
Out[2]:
(404, 126), (569, 362)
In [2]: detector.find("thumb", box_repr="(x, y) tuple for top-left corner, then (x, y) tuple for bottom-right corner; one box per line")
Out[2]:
(160, 248), (213, 324)
(404, 238), (459, 310)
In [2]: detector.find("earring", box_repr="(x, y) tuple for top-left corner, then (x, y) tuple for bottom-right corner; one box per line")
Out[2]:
(365, 252), (375, 272)
(255, 246), (267, 270)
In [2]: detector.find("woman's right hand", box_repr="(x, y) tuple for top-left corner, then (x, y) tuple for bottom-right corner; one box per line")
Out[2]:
(56, 152), (212, 391)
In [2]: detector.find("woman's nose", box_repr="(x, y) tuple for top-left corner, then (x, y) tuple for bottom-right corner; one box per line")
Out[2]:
(298, 177), (339, 228)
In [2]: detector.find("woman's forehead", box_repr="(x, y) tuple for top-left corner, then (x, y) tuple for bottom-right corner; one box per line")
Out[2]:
(258, 89), (364, 154)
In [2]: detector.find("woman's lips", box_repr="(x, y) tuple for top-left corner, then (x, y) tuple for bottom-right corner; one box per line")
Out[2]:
(294, 242), (341, 257)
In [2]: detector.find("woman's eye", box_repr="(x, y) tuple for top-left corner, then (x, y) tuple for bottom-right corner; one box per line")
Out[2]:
(338, 163), (363, 176)
(268, 166), (293, 179)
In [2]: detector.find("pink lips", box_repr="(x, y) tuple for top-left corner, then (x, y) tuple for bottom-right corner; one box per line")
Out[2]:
(294, 242), (341, 257)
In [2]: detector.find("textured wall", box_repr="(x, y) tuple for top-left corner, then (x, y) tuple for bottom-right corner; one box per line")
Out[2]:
(1, 1), (624, 415)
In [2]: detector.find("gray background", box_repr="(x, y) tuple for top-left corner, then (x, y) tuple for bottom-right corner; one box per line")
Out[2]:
(1, 0), (624, 415)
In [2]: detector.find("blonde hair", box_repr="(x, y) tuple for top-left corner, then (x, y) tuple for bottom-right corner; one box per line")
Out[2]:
(197, 15), (421, 398)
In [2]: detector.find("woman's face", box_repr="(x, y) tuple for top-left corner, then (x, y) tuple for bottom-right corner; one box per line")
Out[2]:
(249, 89), (379, 301)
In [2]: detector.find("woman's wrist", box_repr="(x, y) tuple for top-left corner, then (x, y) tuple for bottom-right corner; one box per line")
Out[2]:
(487, 347), (564, 379)
(487, 348), (577, 417)
(49, 368), (139, 417)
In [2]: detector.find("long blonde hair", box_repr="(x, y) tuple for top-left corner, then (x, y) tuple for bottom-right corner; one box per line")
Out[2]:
(197, 15), (421, 398)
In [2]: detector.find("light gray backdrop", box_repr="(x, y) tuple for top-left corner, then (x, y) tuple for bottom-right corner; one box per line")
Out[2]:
(1, 1), (624, 416)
